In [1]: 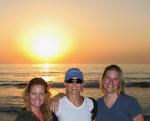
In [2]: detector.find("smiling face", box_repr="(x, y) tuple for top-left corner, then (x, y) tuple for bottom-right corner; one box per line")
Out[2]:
(29, 85), (46, 110)
(102, 70), (120, 94)
(101, 65), (125, 95)
(65, 77), (83, 96)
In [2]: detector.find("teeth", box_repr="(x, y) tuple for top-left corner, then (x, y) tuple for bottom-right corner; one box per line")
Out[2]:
(35, 101), (41, 103)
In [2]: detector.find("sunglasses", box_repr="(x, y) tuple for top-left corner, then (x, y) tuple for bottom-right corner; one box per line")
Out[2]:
(66, 78), (83, 84)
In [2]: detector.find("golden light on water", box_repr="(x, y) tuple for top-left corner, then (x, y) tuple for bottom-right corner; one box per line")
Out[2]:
(39, 64), (56, 82)
(42, 63), (53, 72)
(42, 76), (54, 82)
(35, 64), (61, 82)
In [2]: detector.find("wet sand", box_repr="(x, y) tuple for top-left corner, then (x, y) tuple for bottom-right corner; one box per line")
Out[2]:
(0, 112), (150, 121)
(0, 112), (17, 121)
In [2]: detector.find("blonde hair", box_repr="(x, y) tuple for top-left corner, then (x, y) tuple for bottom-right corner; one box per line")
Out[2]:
(101, 64), (125, 94)
(23, 77), (53, 121)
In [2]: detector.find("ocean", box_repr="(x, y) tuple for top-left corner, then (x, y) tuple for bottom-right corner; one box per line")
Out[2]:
(0, 64), (150, 120)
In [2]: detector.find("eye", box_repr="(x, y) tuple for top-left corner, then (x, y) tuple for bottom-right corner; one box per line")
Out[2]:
(104, 77), (110, 81)
(40, 93), (45, 96)
(30, 92), (37, 96)
(112, 78), (119, 81)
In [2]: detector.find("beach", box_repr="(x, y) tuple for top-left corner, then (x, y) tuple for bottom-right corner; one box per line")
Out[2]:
(1, 87), (150, 121)
(0, 112), (17, 121)
(1, 0), (150, 120)
(2, 112), (150, 121)
(0, 64), (150, 121)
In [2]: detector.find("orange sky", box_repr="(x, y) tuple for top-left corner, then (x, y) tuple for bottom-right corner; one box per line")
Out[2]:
(0, 1), (150, 64)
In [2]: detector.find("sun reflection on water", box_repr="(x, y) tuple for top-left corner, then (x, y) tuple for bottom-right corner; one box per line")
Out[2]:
(40, 63), (58, 82)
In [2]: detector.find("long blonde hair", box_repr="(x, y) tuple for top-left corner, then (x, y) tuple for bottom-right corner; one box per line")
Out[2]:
(101, 64), (125, 94)
(23, 77), (53, 121)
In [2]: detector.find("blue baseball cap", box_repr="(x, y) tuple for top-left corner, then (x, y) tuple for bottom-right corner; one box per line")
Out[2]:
(65, 68), (84, 82)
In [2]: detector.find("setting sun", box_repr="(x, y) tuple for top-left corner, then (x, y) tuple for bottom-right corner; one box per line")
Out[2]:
(18, 24), (75, 62)
(32, 32), (61, 58)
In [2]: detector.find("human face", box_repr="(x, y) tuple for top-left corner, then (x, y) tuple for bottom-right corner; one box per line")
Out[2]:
(102, 70), (120, 94)
(65, 77), (83, 96)
(29, 85), (46, 109)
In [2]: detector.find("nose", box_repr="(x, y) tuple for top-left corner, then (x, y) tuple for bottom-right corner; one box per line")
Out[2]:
(35, 94), (40, 99)
(107, 78), (114, 84)
(73, 81), (77, 85)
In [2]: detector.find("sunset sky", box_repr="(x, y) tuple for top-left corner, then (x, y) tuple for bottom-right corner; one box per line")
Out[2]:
(0, 0), (150, 64)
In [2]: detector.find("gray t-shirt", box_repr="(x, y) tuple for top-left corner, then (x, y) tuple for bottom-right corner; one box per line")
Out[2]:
(95, 94), (143, 121)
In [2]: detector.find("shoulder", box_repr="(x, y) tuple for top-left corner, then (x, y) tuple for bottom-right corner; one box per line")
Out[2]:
(81, 97), (94, 109)
(119, 94), (138, 102)
(86, 97), (97, 121)
(17, 108), (30, 116)
(119, 94), (142, 110)
(85, 97), (96, 102)
(97, 96), (103, 103)
(60, 96), (67, 100)
(85, 97), (96, 107)
(59, 96), (67, 103)
(86, 97), (97, 112)
(87, 96), (97, 104)
(58, 96), (70, 109)
(15, 108), (34, 121)
(120, 94), (143, 118)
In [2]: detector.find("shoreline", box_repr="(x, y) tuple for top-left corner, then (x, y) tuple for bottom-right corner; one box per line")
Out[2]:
(0, 112), (150, 121)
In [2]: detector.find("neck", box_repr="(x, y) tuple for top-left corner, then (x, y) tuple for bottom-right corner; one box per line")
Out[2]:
(66, 94), (83, 107)
(105, 92), (118, 99)
(31, 106), (42, 116)
(31, 106), (40, 112)
(104, 93), (119, 108)
(31, 107), (44, 121)
(104, 90), (119, 98)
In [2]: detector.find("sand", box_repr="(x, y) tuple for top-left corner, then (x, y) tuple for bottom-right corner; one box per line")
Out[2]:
(0, 112), (149, 121)
(0, 112), (17, 121)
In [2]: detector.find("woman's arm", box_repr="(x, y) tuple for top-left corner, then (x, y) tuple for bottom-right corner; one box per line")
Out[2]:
(50, 93), (65, 112)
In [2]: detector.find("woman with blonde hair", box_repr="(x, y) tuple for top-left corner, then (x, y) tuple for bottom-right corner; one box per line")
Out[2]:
(15, 77), (53, 121)
(96, 64), (144, 121)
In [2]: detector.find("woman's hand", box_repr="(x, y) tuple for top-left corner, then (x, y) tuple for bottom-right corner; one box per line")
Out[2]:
(50, 93), (65, 112)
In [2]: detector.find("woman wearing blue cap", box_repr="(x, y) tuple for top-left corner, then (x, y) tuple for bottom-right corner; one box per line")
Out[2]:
(52, 68), (97, 121)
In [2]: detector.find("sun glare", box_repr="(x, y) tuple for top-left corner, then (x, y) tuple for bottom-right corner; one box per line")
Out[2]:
(33, 33), (60, 58)
(19, 24), (74, 62)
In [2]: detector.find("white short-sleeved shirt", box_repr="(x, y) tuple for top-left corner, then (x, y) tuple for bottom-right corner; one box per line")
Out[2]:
(55, 96), (93, 121)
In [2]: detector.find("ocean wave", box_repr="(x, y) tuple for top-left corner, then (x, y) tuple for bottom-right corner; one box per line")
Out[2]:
(125, 77), (150, 81)
(0, 80), (150, 88)
(0, 71), (63, 76)
(0, 106), (21, 113)
(126, 82), (150, 88)
(0, 80), (100, 88)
